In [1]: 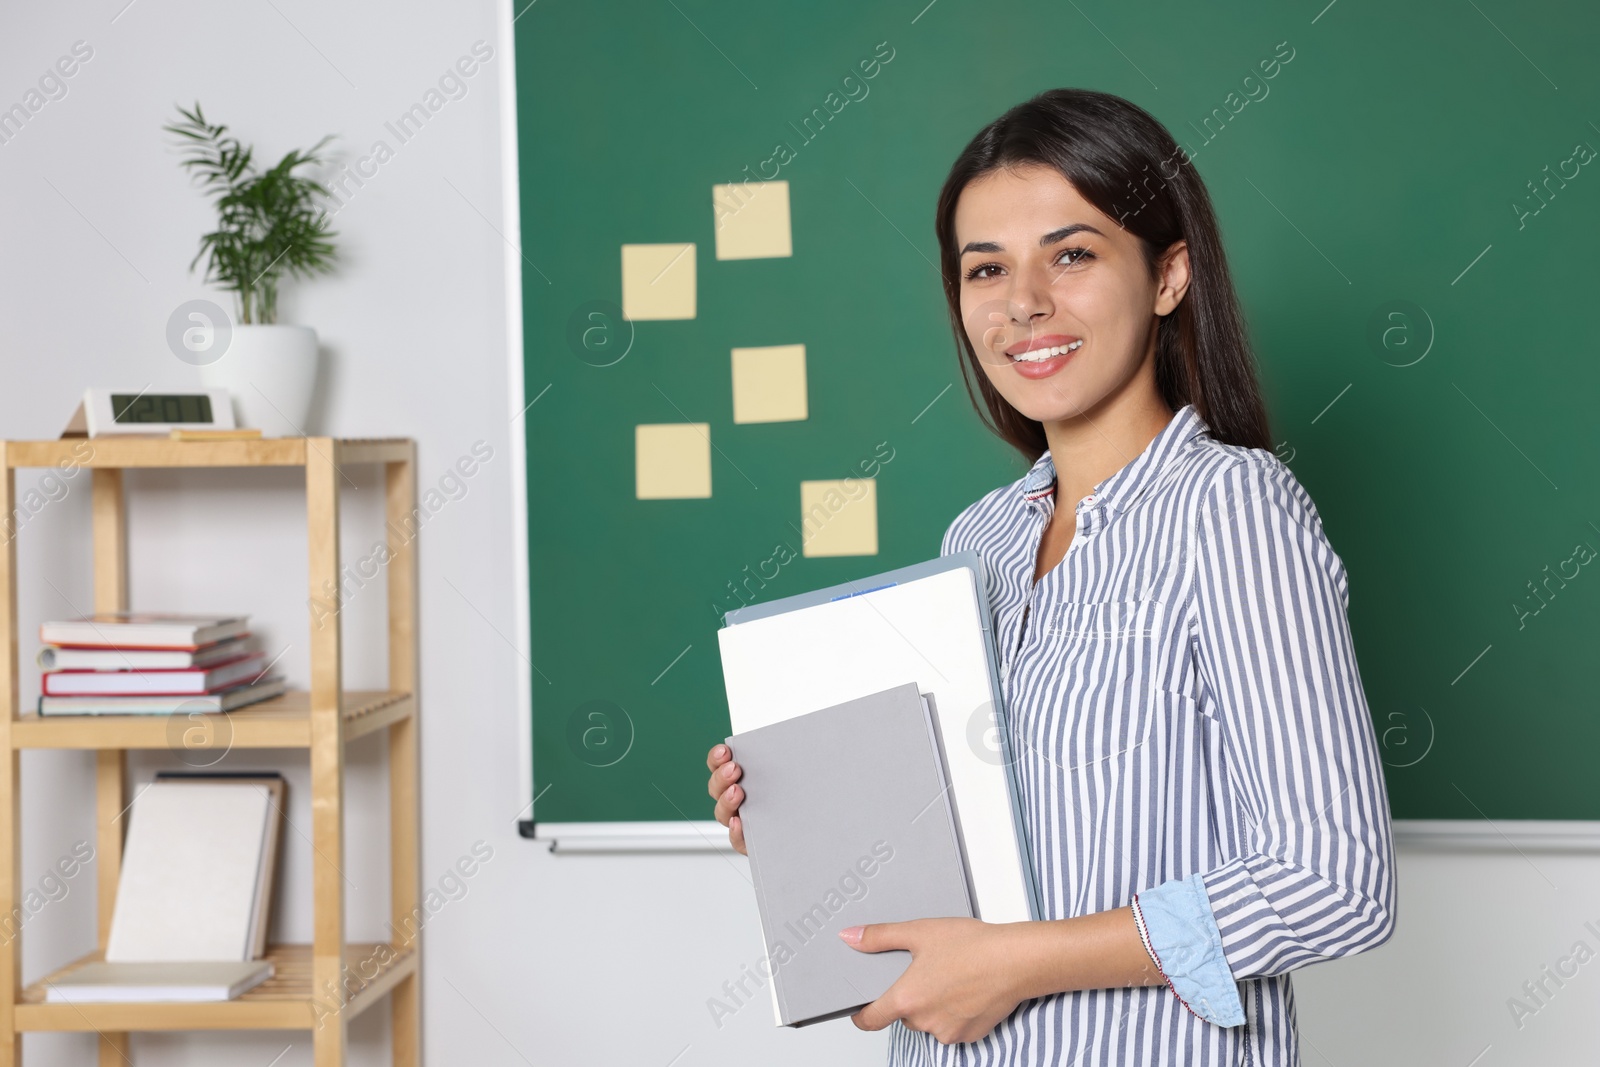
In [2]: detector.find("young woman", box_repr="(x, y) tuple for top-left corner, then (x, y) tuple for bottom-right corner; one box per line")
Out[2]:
(706, 87), (1395, 1065)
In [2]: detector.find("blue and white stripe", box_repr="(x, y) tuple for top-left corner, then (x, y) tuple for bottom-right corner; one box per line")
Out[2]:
(887, 403), (1396, 1066)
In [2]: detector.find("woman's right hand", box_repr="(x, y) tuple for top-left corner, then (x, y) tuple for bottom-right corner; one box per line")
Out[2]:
(707, 742), (746, 855)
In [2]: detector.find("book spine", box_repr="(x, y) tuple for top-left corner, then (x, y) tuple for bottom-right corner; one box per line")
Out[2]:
(739, 814), (792, 1028)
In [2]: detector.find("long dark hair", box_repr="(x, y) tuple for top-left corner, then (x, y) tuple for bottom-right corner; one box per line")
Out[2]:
(935, 88), (1272, 462)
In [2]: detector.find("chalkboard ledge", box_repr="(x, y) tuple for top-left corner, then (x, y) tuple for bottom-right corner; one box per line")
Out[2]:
(519, 820), (738, 853)
(1394, 819), (1600, 852)
(515, 819), (1600, 854)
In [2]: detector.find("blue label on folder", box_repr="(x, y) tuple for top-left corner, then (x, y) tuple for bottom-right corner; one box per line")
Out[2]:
(828, 582), (896, 601)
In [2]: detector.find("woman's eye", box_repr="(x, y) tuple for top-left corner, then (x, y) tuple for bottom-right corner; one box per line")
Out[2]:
(963, 247), (1095, 282)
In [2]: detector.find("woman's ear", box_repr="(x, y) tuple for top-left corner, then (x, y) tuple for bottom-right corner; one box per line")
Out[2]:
(1154, 240), (1191, 316)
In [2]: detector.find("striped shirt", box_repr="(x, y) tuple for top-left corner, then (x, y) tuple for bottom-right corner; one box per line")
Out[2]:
(888, 403), (1396, 1066)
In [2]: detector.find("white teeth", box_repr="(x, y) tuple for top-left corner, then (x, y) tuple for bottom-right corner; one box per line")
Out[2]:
(1013, 340), (1082, 362)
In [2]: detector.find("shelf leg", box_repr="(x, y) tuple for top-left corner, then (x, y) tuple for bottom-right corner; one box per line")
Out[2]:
(91, 468), (130, 1065)
(93, 752), (127, 1067)
(314, 1016), (349, 1067)
(96, 1034), (131, 1066)
(90, 468), (127, 624)
(0, 452), (18, 1067)
(386, 451), (421, 1065)
(308, 442), (347, 1067)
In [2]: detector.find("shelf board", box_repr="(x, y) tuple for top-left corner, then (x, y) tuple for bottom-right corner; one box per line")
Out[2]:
(16, 942), (417, 1032)
(10, 690), (413, 749)
(3, 436), (412, 470)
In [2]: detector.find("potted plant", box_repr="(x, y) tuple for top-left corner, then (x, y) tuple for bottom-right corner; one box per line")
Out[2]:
(166, 102), (338, 436)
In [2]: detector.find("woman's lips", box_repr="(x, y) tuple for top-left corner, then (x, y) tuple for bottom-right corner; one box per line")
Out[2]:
(1011, 350), (1073, 378)
(1006, 338), (1082, 379)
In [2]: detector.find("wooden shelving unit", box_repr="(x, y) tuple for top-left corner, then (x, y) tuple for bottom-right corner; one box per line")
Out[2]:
(0, 437), (421, 1066)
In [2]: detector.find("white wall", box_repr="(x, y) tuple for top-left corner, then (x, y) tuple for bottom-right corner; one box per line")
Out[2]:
(0, 2), (1593, 1064)
(1295, 846), (1600, 1064)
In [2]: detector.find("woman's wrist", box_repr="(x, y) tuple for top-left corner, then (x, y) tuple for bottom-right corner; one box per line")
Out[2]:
(1000, 907), (1167, 1003)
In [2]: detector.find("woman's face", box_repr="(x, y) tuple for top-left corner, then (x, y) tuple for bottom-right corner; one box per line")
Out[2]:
(954, 163), (1188, 424)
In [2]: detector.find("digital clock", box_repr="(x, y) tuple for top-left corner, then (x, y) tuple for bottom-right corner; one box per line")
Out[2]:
(69, 388), (237, 437)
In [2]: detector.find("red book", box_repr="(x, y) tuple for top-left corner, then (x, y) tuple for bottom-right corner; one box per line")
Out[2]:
(42, 653), (267, 696)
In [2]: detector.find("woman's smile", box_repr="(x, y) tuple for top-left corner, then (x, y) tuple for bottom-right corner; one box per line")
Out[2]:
(1006, 335), (1083, 378)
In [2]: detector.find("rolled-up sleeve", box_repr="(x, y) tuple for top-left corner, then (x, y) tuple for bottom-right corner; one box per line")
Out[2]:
(1138, 454), (1398, 1019)
(1132, 873), (1245, 1026)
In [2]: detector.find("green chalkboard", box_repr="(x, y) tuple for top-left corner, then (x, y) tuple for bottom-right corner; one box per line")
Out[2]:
(514, 0), (1600, 831)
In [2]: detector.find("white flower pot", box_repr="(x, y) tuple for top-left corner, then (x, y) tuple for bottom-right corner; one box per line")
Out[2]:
(198, 324), (320, 437)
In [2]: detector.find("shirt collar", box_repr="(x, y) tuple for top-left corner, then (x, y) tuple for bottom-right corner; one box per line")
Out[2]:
(1018, 403), (1211, 517)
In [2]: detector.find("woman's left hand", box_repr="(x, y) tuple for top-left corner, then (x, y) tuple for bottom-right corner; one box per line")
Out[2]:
(840, 917), (1034, 1045)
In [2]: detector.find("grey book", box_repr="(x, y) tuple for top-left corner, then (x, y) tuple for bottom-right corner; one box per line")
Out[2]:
(726, 681), (973, 1028)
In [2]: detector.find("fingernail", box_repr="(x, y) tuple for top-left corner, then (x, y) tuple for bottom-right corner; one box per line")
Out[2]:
(838, 926), (863, 944)
(715, 745), (727, 758)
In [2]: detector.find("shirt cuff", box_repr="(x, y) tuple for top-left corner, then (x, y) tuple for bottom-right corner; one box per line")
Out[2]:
(1131, 873), (1246, 1027)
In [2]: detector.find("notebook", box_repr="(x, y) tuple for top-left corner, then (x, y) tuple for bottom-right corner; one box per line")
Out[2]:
(727, 681), (973, 1028)
(153, 772), (285, 959)
(718, 550), (1041, 927)
(41, 651), (266, 695)
(37, 674), (286, 715)
(44, 959), (274, 1003)
(38, 612), (249, 650)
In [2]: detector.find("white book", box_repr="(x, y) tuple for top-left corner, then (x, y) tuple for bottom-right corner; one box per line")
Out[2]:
(37, 676), (286, 716)
(42, 652), (265, 695)
(247, 784), (282, 959)
(45, 960), (274, 1003)
(38, 612), (249, 650)
(154, 775), (284, 959)
(105, 782), (277, 962)
(38, 636), (256, 671)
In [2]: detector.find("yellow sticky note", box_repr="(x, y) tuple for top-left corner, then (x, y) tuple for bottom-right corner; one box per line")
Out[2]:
(731, 344), (808, 424)
(800, 478), (877, 557)
(621, 243), (696, 320)
(713, 181), (792, 260)
(636, 424), (711, 499)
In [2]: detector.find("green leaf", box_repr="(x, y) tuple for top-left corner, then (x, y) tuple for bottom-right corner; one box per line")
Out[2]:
(166, 101), (339, 318)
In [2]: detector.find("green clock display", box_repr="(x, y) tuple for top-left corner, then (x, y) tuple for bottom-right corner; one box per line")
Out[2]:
(110, 393), (215, 424)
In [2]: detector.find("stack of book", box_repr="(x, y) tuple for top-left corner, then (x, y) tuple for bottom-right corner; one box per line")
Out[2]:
(718, 551), (1038, 1028)
(46, 773), (285, 1003)
(36, 612), (285, 717)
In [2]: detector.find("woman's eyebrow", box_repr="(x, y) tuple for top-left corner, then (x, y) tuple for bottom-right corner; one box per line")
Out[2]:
(960, 222), (1107, 255)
